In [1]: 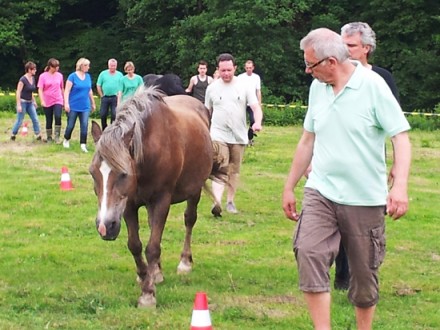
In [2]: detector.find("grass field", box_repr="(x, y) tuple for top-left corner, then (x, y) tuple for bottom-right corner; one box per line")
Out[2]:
(0, 113), (439, 329)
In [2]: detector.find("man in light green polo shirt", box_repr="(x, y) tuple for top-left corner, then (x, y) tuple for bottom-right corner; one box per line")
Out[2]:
(282, 28), (411, 330)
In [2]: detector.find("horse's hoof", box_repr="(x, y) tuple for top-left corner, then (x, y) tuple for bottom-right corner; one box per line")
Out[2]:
(137, 294), (156, 308)
(211, 204), (222, 218)
(177, 260), (192, 274)
(154, 272), (164, 284)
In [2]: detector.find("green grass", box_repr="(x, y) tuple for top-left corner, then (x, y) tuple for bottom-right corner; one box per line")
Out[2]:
(1, 112), (439, 329)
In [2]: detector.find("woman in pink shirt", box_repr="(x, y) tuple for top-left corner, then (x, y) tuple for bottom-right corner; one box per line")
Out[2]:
(38, 58), (64, 143)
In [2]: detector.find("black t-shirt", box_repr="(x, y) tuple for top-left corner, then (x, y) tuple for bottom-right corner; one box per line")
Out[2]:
(19, 75), (36, 101)
(372, 65), (400, 103)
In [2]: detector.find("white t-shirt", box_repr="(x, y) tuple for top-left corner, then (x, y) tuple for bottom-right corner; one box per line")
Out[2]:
(205, 77), (258, 144)
(238, 72), (261, 91)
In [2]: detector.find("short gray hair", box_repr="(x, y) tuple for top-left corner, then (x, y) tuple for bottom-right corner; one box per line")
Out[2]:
(341, 22), (377, 56)
(300, 28), (349, 63)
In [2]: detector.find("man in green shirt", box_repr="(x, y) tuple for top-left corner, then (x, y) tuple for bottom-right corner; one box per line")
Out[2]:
(96, 58), (123, 130)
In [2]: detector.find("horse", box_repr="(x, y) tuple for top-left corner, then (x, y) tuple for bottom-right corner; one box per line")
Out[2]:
(143, 73), (186, 96)
(89, 85), (213, 308)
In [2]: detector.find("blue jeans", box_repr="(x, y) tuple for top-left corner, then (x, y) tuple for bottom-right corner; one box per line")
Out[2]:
(64, 110), (90, 144)
(12, 101), (41, 135)
(43, 104), (63, 128)
(100, 96), (117, 130)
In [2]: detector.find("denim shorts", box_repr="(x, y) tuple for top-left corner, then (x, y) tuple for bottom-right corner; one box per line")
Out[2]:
(293, 188), (386, 307)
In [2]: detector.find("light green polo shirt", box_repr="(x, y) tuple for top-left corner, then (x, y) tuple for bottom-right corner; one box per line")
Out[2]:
(304, 62), (410, 205)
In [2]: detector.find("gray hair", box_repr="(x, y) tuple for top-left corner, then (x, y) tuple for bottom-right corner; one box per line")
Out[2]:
(300, 28), (349, 63)
(341, 22), (377, 56)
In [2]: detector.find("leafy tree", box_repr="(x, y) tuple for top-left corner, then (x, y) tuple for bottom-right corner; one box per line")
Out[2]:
(0, 0), (439, 111)
(358, 0), (440, 111)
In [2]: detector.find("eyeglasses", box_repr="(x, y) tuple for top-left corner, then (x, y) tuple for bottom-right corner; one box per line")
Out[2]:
(304, 57), (329, 69)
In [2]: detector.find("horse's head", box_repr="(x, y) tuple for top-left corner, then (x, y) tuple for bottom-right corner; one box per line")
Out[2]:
(89, 121), (137, 240)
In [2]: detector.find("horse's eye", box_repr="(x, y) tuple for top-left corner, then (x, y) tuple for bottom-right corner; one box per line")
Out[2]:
(119, 172), (128, 180)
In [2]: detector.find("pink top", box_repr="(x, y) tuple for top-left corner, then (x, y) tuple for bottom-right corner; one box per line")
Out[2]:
(37, 71), (64, 107)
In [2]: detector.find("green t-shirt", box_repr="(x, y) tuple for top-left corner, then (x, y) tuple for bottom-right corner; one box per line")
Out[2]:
(304, 62), (410, 206)
(119, 74), (143, 101)
(97, 70), (123, 96)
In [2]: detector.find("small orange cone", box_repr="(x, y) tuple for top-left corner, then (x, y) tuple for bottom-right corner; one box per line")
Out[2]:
(190, 292), (213, 330)
(21, 122), (29, 136)
(60, 166), (73, 190)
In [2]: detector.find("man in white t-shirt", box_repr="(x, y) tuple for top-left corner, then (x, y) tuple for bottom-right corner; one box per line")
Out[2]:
(238, 60), (262, 145)
(205, 54), (263, 216)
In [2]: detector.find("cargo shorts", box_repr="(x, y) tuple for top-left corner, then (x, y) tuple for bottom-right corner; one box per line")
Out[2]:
(293, 188), (386, 308)
(210, 141), (245, 188)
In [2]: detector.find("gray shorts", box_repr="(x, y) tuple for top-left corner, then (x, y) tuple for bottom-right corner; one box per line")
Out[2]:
(294, 188), (386, 307)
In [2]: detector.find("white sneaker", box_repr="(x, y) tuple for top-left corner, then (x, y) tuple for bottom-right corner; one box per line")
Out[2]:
(226, 202), (238, 214)
(80, 144), (88, 153)
(63, 139), (70, 148)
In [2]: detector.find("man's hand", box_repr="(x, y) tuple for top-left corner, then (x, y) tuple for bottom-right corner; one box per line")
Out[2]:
(282, 190), (300, 221)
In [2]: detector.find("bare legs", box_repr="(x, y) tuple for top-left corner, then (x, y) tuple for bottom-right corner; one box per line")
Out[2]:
(355, 305), (376, 330)
(303, 292), (375, 330)
(304, 292), (331, 330)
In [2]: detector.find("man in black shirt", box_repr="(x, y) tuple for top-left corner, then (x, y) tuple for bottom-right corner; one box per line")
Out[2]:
(332, 22), (401, 291)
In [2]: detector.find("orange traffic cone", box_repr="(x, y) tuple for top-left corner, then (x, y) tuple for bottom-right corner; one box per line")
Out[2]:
(190, 292), (213, 330)
(21, 122), (29, 136)
(60, 166), (73, 190)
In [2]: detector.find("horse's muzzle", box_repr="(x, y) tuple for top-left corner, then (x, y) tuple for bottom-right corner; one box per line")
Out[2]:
(96, 218), (121, 240)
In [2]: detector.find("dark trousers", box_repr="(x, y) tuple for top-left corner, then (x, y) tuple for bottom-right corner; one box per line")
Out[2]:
(100, 96), (117, 130)
(335, 241), (350, 285)
(246, 106), (255, 140)
(44, 104), (63, 129)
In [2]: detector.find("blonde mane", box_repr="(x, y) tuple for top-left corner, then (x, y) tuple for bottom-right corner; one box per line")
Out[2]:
(96, 86), (165, 173)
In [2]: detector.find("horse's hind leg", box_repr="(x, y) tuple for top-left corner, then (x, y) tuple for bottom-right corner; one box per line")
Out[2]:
(124, 206), (148, 285)
(177, 191), (201, 274)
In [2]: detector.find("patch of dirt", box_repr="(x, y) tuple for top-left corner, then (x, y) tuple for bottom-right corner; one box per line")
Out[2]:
(212, 294), (301, 319)
(0, 141), (36, 154)
(393, 285), (421, 296)
(431, 253), (440, 261)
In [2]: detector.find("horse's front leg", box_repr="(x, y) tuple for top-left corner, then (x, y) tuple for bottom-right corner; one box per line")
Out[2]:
(177, 191), (201, 274)
(137, 195), (171, 308)
(124, 204), (148, 285)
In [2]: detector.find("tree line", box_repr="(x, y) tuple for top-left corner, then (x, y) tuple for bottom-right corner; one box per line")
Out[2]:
(1, 0), (439, 112)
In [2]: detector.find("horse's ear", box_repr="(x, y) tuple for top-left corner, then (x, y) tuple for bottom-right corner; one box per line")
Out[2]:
(123, 122), (136, 157)
(91, 121), (102, 144)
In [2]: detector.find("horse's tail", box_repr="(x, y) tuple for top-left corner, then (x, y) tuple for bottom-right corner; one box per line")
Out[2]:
(202, 181), (221, 207)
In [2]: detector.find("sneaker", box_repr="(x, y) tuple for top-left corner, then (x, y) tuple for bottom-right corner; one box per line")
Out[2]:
(10, 135), (16, 141)
(211, 204), (222, 218)
(35, 135), (42, 141)
(226, 202), (238, 214)
(80, 144), (88, 153)
(46, 136), (53, 143)
(63, 139), (70, 148)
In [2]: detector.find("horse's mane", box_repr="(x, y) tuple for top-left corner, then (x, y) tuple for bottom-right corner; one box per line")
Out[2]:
(96, 86), (165, 173)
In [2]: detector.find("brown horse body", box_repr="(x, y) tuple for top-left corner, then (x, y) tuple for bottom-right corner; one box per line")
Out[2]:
(89, 86), (213, 307)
